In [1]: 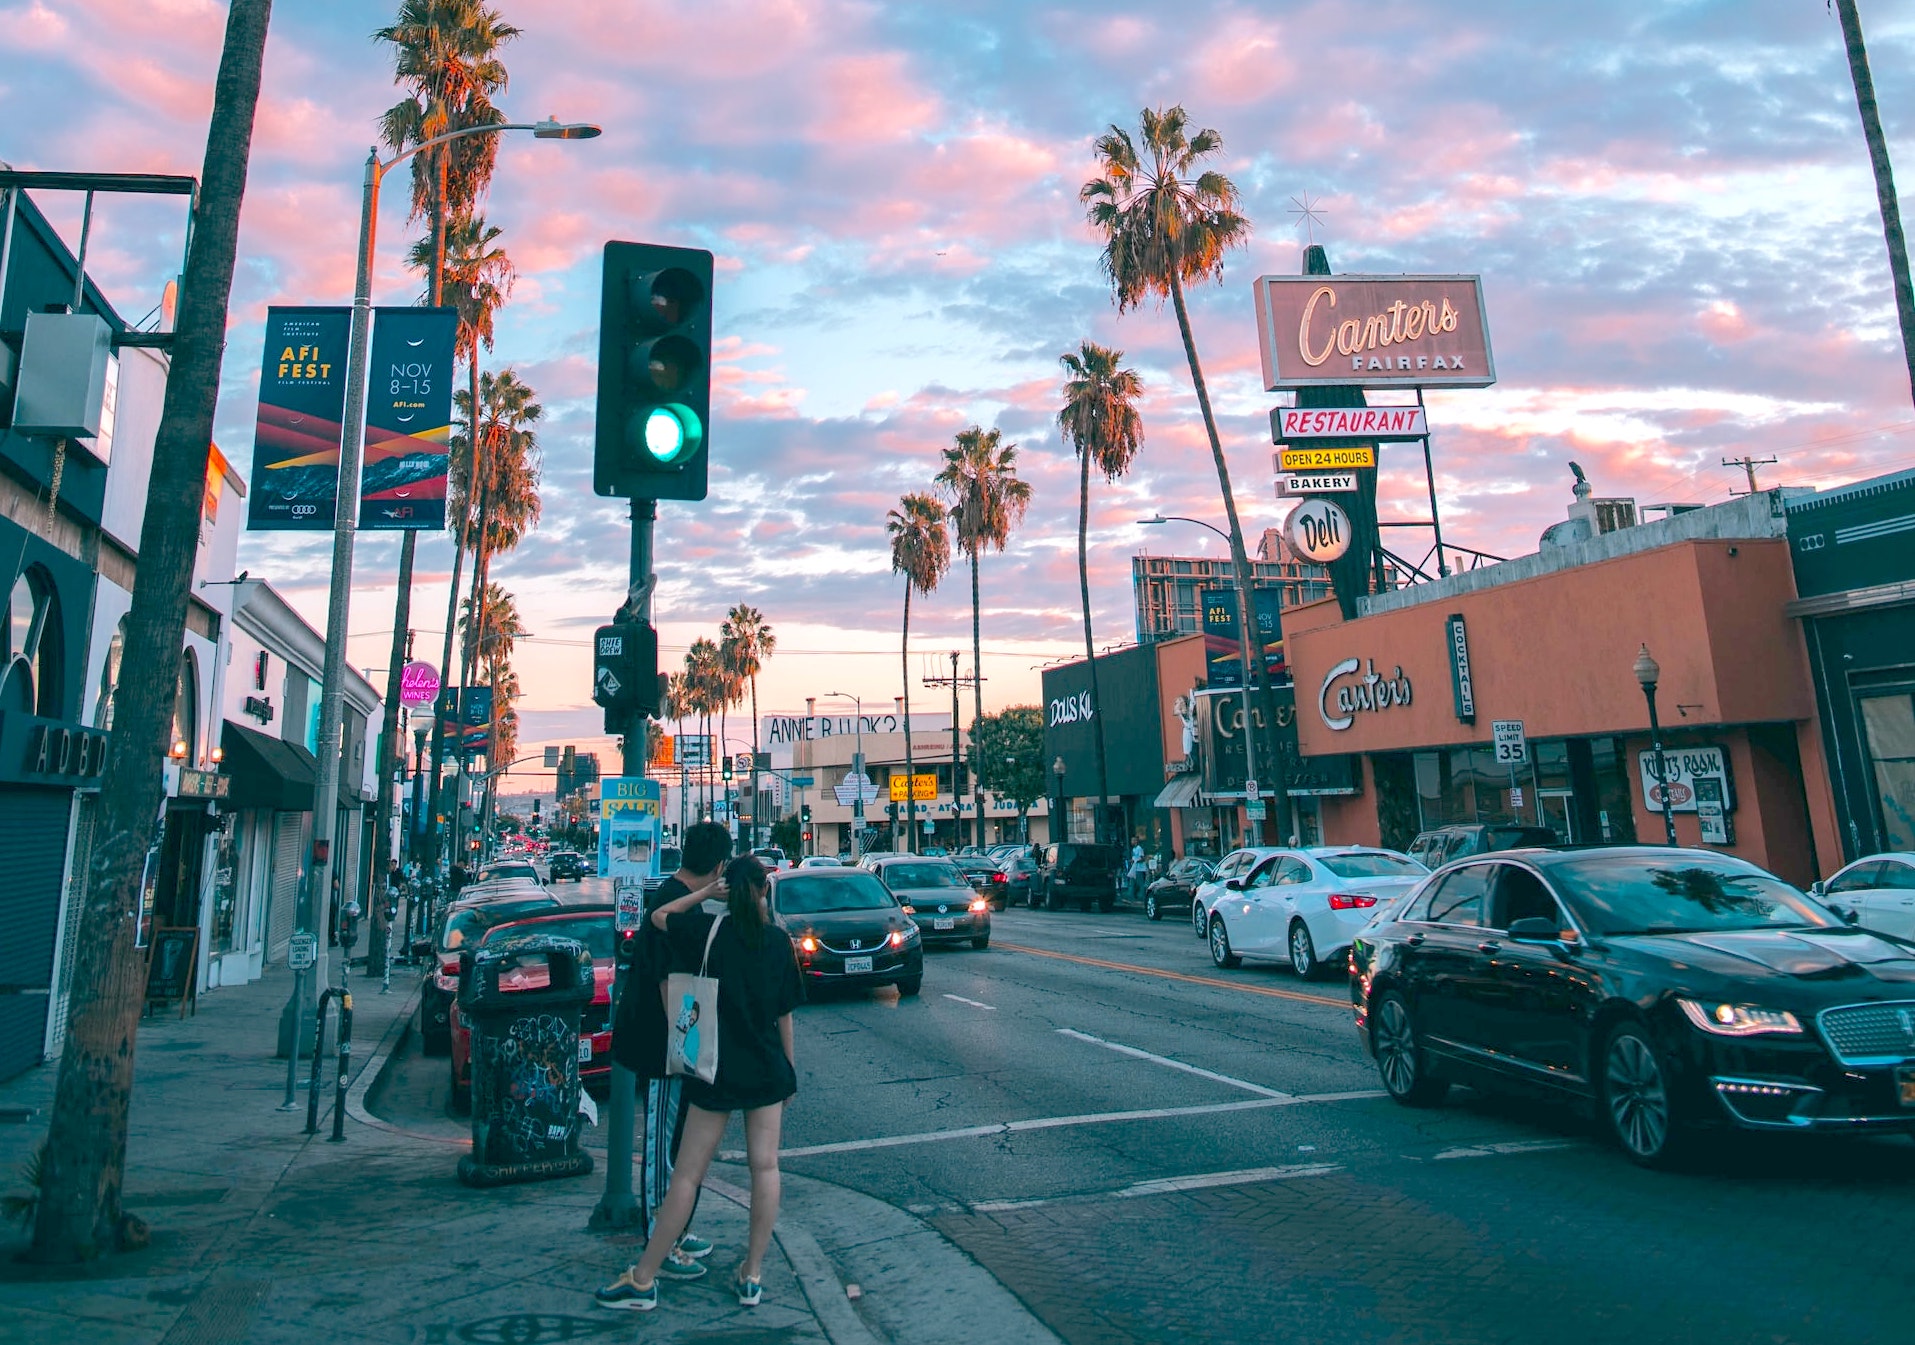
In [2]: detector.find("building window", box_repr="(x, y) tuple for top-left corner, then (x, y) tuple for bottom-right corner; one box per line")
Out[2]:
(172, 651), (200, 763)
(94, 616), (127, 730)
(2, 568), (61, 717)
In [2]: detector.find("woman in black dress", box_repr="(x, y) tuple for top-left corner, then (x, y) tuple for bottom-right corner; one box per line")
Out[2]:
(596, 855), (803, 1311)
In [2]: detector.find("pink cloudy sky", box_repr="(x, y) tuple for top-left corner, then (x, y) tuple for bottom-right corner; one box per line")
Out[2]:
(7, 0), (1915, 776)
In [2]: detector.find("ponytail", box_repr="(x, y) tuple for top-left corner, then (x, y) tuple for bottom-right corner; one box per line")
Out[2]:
(724, 855), (770, 946)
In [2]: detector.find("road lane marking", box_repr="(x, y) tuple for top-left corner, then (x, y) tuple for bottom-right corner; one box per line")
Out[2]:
(1431, 1139), (1578, 1161)
(969, 1162), (1343, 1213)
(943, 994), (997, 1011)
(994, 941), (1348, 1008)
(1056, 1027), (1292, 1099)
(731, 1091), (1386, 1161)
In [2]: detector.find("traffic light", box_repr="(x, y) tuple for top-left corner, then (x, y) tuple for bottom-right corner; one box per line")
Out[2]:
(722, 755), (734, 783)
(594, 241), (714, 501)
(800, 803), (812, 824)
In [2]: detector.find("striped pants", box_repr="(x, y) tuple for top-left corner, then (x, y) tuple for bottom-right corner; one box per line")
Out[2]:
(640, 1073), (700, 1242)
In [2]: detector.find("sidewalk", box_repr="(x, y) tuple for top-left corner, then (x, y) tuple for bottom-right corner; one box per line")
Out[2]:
(0, 963), (1057, 1344)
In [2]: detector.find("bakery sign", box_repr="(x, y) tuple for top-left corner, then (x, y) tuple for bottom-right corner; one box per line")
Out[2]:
(1254, 274), (1496, 390)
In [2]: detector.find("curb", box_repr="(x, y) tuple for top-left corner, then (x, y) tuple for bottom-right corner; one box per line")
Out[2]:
(343, 980), (427, 1136)
(705, 1174), (884, 1345)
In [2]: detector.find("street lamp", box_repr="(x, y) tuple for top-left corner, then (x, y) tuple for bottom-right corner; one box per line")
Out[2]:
(295, 114), (600, 1051)
(1052, 755), (1067, 844)
(825, 692), (865, 860)
(1138, 514), (1261, 812)
(1634, 643), (1679, 847)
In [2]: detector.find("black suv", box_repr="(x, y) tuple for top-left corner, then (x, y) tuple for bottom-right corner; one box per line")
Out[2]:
(1034, 843), (1123, 912)
(548, 851), (587, 882)
(1407, 824), (1559, 870)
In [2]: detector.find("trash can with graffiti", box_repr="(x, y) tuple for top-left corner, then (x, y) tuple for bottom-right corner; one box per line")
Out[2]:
(455, 933), (596, 1187)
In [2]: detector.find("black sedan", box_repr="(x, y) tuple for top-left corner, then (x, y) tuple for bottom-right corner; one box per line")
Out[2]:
(952, 855), (1012, 910)
(1142, 856), (1216, 922)
(1349, 846), (1915, 1167)
(769, 868), (924, 997)
(547, 851), (588, 882)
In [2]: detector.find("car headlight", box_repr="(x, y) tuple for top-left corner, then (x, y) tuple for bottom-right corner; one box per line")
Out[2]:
(1677, 998), (1804, 1038)
(969, 897), (988, 912)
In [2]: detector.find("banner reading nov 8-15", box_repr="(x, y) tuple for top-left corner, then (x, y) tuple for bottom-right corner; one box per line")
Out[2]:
(248, 306), (350, 531)
(361, 307), (457, 530)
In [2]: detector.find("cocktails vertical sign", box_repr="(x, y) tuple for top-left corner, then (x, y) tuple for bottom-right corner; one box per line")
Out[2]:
(247, 306), (350, 531)
(361, 306), (458, 530)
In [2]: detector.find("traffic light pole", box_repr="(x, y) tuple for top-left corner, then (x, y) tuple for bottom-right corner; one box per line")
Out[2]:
(594, 496), (655, 1231)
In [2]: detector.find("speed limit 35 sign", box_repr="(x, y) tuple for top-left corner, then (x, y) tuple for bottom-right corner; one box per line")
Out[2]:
(1491, 720), (1528, 765)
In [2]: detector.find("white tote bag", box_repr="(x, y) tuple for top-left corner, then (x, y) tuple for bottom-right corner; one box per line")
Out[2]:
(665, 913), (725, 1084)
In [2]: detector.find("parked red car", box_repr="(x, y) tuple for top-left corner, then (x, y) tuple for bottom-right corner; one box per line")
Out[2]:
(449, 905), (619, 1112)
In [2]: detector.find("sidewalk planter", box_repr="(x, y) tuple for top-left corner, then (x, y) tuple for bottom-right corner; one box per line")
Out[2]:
(455, 933), (596, 1187)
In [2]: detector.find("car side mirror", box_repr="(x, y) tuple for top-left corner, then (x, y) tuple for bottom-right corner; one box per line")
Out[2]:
(1224, 877), (1245, 892)
(1842, 907), (1860, 926)
(1810, 880), (1827, 898)
(1506, 917), (1562, 944)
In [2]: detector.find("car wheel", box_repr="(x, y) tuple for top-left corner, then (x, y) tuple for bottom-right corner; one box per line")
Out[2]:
(1098, 895), (1115, 913)
(1599, 1021), (1690, 1168)
(1207, 914), (1242, 969)
(1193, 900), (1207, 938)
(1371, 991), (1449, 1107)
(1046, 884), (1063, 911)
(972, 935), (989, 950)
(1145, 893), (1161, 921)
(896, 975), (923, 997)
(1288, 921), (1319, 979)
(420, 1007), (450, 1057)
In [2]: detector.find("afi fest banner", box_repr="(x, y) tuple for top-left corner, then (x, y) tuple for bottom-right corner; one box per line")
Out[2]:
(247, 306), (350, 531)
(361, 306), (457, 530)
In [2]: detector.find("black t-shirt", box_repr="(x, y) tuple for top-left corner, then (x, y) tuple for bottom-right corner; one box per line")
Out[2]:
(610, 877), (689, 1079)
(664, 909), (804, 1111)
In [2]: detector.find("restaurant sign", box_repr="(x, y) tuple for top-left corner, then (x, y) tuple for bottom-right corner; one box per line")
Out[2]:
(1272, 405), (1427, 441)
(1254, 274), (1496, 390)
(1636, 744), (1733, 815)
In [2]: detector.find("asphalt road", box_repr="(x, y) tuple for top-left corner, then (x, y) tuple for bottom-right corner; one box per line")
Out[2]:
(383, 885), (1915, 1345)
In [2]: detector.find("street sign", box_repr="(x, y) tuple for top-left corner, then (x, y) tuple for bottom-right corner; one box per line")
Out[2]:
(1245, 800), (1268, 821)
(1491, 719), (1528, 766)
(1272, 405), (1428, 441)
(1278, 445), (1375, 471)
(833, 771), (880, 807)
(787, 774), (815, 788)
(888, 773), (937, 801)
(288, 933), (317, 971)
(1244, 778), (1259, 800)
(1509, 787), (1524, 808)
(1277, 472), (1358, 496)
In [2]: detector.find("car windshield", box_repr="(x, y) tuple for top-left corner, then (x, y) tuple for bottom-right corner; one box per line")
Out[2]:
(440, 897), (556, 950)
(1320, 853), (1425, 879)
(485, 914), (616, 961)
(484, 864), (537, 881)
(884, 863), (967, 889)
(1548, 855), (1835, 936)
(777, 873), (897, 914)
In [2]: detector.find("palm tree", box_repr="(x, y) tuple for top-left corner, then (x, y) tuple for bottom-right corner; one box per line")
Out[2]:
(457, 368), (541, 694)
(1082, 105), (1283, 807)
(684, 639), (725, 818)
(1058, 342), (1144, 843)
(887, 493), (950, 855)
(1833, 0), (1915, 406)
(935, 426), (1032, 849)
(33, 0), (273, 1264)
(721, 606), (776, 844)
(378, 0), (519, 877)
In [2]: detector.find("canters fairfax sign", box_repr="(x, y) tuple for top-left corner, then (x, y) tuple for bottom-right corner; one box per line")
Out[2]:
(1254, 275), (1496, 390)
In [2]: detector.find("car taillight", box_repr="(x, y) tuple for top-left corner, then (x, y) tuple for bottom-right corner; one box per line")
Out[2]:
(991, 873), (1006, 884)
(1327, 894), (1378, 910)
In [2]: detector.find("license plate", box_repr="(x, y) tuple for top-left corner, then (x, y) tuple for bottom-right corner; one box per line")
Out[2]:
(578, 1039), (593, 1064)
(934, 918), (956, 931)
(844, 955), (873, 974)
(1898, 1066), (1915, 1108)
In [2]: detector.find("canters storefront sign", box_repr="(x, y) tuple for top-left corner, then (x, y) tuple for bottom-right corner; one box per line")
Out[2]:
(1254, 275), (1496, 390)
(1318, 658), (1415, 732)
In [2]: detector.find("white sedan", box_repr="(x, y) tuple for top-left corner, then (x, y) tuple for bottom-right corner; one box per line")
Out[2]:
(1203, 847), (1429, 978)
(796, 855), (844, 869)
(1191, 847), (1288, 936)
(1813, 852), (1915, 940)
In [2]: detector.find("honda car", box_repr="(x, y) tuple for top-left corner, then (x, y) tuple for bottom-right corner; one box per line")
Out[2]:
(770, 868), (923, 996)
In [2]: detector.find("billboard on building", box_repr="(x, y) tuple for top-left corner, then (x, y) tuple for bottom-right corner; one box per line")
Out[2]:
(361, 306), (457, 531)
(248, 306), (350, 531)
(762, 712), (952, 746)
(1200, 588), (1287, 688)
(1254, 274), (1495, 391)
(1041, 646), (1165, 799)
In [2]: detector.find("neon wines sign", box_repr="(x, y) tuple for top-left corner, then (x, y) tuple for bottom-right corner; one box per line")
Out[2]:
(1318, 658), (1414, 731)
(1048, 690), (1095, 728)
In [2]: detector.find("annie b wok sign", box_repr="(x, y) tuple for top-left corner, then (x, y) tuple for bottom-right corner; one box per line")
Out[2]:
(1253, 275), (1495, 391)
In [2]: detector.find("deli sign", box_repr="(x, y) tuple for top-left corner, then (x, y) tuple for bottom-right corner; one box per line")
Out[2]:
(1254, 275), (1496, 390)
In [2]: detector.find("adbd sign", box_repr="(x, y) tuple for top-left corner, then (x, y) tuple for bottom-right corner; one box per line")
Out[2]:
(1253, 275), (1496, 390)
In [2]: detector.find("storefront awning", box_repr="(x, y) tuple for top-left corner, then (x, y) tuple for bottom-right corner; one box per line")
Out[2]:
(220, 721), (316, 813)
(1153, 775), (1204, 809)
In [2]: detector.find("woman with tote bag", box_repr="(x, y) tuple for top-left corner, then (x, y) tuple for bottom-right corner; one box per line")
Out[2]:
(596, 855), (804, 1312)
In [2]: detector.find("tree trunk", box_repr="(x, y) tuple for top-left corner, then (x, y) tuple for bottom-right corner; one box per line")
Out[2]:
(901, 584), (915, 854)
(1836, 0), (1915, 407)
(31, 0), (274, 1264)
(748, 673), (760, 847)
(1169, 269), (1286, 835)
(1078, 447), (1111, 846)
(969, 546), (985, 850)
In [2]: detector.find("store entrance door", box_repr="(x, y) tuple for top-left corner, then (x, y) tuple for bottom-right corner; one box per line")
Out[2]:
(1537, 789), (1577, 844)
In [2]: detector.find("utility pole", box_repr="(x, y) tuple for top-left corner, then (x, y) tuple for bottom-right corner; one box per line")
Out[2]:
(1722, 455), (1777, 496)
(923, 651), (982, 850)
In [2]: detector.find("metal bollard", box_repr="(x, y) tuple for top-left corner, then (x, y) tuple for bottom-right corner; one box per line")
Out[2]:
(305, 987), (354, 1141)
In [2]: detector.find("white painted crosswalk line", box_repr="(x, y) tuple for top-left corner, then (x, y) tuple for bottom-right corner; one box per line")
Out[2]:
(1056, 1027), (1294, 1099)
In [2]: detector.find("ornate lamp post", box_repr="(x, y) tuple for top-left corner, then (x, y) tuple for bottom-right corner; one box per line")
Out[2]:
(1052, 755), (1068, 844)
(1634, 644), (1679, 846)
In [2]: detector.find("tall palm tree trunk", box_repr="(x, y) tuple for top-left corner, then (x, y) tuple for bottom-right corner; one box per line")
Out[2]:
(1169, 270), (1285, 836)
(901, 585), (916, 854)
(748, 674), (760, 846)
(31, 0), (273, 1264)
(1078, 449), (1112, 845)
(969, 548), (985, 849)
(1836, 0), (1915, 406)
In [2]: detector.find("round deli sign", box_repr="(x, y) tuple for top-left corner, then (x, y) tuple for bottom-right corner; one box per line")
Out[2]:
(1284, 497), (1353, 564)
(399, 660), (442, 707)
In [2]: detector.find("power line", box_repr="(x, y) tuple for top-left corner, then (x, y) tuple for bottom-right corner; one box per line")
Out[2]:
(1722, 455), (1778, 495)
